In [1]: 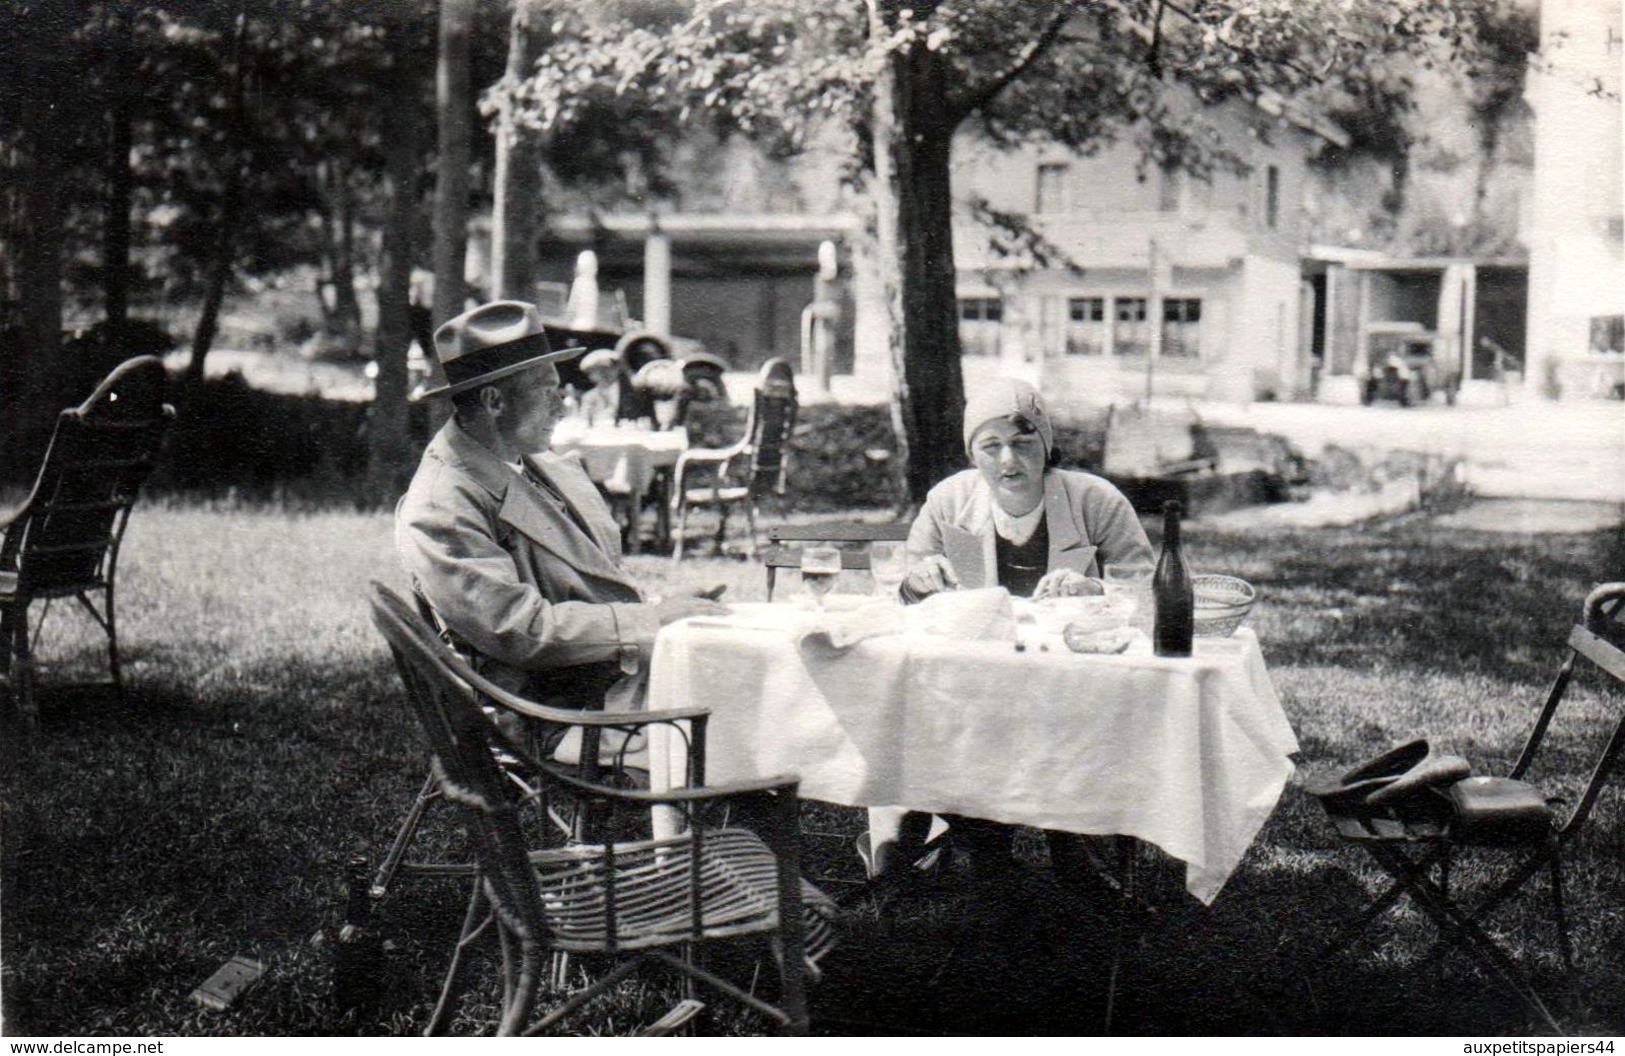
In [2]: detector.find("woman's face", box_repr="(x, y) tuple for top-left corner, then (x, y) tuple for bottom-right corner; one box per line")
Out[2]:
(970, 416), (1046, 514)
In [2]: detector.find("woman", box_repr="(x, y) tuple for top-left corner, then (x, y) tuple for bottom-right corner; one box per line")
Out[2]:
(577, 348), (655, 426)
(866, 376), (1153, 881)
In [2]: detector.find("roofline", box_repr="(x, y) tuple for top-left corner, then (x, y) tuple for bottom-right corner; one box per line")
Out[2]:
(546, 212), (862, 241)
(1256, 90), (1350, 149)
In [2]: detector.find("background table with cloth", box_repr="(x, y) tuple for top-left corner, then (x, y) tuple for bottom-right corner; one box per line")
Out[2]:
(549, 421), (687, 552)
(647, 602), (1298, 904)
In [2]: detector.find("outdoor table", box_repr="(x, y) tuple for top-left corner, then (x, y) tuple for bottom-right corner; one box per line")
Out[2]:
(646, 600), (1298, 905)
(550, 420), (688, 553)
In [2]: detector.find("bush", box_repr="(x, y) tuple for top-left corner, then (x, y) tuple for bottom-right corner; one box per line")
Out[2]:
(148, 372), (430, 506)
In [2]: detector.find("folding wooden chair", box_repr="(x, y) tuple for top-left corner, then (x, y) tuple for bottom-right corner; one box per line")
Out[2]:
(369, 581), (836, 1036)
(366, 584), (711, 899)
(1312, 582), (1625, 1031)
(1, 356), (174, 729)
(760, 521), (911, 601)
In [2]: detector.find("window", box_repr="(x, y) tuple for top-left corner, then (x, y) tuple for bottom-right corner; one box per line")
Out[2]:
(958, 297), (1004, 358)
(1113, 297), (1149, 357)
(1265, 165), (1280, 230)
(1036, 163), (1070, 214)
(1065, 297), (1107, 355)
(1591, 315), (1624, 354)
(1162, 298), (1203, 358)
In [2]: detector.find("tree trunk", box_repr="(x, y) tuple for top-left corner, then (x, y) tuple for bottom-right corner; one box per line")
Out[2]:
(368, 58), (423, 508)
(183, 6), (252, 391)
(867, 0), (966, 506)
(3, 96), (68, 451)
(431, 0), (473, 329)
(490, 0), (545, 300)
(331, 166), (363, 354)
(862, 6), (915, 515)
(185, 177), (242, 389)
(103, 17), (134, 358)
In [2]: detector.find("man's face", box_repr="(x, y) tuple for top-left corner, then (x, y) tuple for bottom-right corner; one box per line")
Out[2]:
(496, 361), (564, 453)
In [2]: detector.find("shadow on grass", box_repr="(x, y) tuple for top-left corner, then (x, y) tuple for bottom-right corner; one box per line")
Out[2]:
(1188, 521), (1618, 689)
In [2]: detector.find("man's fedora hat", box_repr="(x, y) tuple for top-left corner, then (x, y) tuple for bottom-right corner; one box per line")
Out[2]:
(415, 300), (582, 400)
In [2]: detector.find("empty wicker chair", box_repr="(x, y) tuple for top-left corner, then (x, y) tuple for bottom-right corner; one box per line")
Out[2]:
(670, 358), (797, 560)
(2, 356), (174, 729)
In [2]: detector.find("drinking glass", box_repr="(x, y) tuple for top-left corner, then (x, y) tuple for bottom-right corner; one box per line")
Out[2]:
(869, 541), (907, 599)
(799, 546), (842, 609)
(653, 398), (680, 431)
(1103, 560), (1155, 634)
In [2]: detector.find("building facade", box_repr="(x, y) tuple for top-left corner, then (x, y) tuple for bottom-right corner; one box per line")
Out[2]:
(1523, 0), (1624, 400)
(944, 96), (1346, 406)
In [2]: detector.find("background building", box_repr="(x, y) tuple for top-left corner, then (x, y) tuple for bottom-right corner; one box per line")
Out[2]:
(1523, 0), (1624, 400)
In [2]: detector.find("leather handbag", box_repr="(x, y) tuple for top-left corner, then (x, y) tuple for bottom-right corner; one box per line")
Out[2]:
(1446, 776), (1555, 844)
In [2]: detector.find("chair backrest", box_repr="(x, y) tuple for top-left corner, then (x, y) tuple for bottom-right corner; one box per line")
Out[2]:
(371, 580), (809, 1035)
(369, 583), (548, 1034)
(1, 356), (174, 595)
(744, 358), (798, 494)
(674, 356), (728, 428)
(761, 521), (911, 601)
(1511, 582), (1625, 838)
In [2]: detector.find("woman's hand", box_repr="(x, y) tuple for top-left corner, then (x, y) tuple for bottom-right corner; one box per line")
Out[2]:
(902, 554), (960, 598)
(1032, 568), (1103, 600)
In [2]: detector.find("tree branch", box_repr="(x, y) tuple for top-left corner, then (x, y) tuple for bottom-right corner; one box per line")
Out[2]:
(948, 1), (1086, 122)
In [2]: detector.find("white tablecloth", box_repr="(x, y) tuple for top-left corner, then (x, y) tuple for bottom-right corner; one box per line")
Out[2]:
(647, 601), (1297, 904)
(551, 422), (687, 497)
(549, 423), (687, 552)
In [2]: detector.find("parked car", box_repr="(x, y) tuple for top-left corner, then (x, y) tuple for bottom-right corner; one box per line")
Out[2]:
(1360, 326), (1460, 407)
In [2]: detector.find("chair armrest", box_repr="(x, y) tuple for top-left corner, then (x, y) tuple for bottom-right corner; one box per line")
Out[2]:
(531, 755), (800, 808)
(1584, 582), (1625, 629)
(446, 632), (711, 727)
(672, 446), (739, 482)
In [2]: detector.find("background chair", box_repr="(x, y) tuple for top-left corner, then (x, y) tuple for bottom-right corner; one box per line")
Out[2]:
(761, 521), (911, 601)
(670, 358), (798, 561)
(1, 356), (174, 729)
(1311, 582), (1625, 1031)
(367, 584), (712, 899)
(369, 583), (835, 1036)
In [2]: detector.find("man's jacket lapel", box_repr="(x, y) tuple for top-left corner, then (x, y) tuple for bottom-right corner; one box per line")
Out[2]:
(503, 454), (634, 586)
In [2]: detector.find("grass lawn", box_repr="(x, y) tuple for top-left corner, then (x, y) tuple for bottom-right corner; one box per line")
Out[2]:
(1, 503), (1622, 1036)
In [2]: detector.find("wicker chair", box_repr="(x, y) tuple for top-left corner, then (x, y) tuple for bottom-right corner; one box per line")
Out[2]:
(670, 358), (797, 560)
(2, 356), (174, 729)
(369, 582), (837, 1036)
(367, 584), (711, 898)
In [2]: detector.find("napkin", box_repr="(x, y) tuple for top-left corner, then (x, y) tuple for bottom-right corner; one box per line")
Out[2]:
(908, 587), (1018, 641)
(1017, 594), (1134, 636)
(796, 601), (908, 651)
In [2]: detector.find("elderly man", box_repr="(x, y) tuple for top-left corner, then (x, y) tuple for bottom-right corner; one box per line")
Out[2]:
(396, 300), (726, 714)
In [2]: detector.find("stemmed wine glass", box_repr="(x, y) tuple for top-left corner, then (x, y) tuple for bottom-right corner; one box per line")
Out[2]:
(799, 546), (842, 610)
(868, 541), (907, 599)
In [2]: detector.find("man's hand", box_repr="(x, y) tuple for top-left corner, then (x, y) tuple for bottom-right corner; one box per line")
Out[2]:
(902, 554), (959, 598)
(1032, 569), (1103, 600)
(654, 596), (731, 625)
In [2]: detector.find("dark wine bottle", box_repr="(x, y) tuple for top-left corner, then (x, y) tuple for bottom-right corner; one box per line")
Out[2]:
(1152, 500), (1195, 657)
